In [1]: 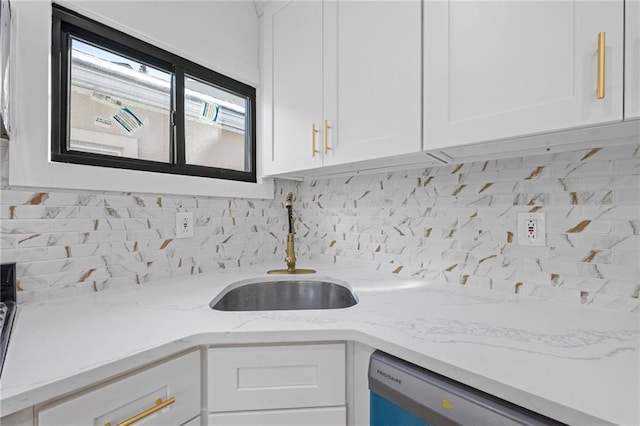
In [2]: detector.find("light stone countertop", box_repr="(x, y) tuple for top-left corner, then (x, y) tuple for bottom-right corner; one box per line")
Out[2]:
(0, 263), (638, 425)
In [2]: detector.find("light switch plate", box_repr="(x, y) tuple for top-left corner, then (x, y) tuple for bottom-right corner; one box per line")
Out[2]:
(176, 212), (194, 239)
(517, 212), (546, 246)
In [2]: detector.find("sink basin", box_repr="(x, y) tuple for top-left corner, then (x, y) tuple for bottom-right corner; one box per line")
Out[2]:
(210, 279), (358, 311)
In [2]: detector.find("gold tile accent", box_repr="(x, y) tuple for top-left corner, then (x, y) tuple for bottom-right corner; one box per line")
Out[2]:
(392, 266), (403, 274)
(27, 192), (48, 205)
(444, 264), (457, 272)
(570, 192), (579, 205)
(580, 148), (601, 161)
(567, 220), (591, 233)
(580, 291), (589, 302)
(451, 164), (464, 174)
(329, 240), (336, 247)
(375, 245), (381, 252)
(525, 166), (545, 180)
(529, 206), (542, 213)
(461, 275), (469, 285)
(452, 185), (466, 196)
(582, 250), (598, 263)
(514, 282), (523, 294)
(479, 255), (497, 264)
(506, 231), (514, 243)
(159, 239), (173, 249)
(156, 197), (162, 207)
(18, 234), (40, 245)
(79, 268), (96, 282)
(479, 183), (493, 194)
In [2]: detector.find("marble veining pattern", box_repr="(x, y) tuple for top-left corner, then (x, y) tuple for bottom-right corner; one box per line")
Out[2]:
(1, 264), (637, 425)
(293, 144), (640, 312)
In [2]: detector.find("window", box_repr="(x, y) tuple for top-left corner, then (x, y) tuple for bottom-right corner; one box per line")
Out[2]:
(51, 4), (256, 182)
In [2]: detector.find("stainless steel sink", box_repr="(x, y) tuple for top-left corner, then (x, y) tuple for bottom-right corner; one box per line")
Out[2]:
(210, 279), (358, 311)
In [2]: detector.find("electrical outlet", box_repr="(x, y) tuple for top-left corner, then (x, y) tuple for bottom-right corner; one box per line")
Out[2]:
(517, 213), (546, 246)
(175, 212), (194, 239)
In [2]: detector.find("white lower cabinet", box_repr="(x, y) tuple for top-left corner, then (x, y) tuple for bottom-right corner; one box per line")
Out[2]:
(207, 343), (346, 426)
(37, 351), (200, 426)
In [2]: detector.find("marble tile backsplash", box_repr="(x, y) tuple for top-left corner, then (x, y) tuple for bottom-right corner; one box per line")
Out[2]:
(1, 138), (639, 312)
(0, 139), (296, 303)
(293, 144), (640, 313)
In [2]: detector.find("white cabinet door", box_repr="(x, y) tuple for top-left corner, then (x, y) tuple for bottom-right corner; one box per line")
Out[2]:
(262, 0), (324, 175)
(424, 1), (624, 149)
(262, 0), (423, 176)
(208, 343), (345, 412)
(209, 406), (346, 426)
(38, 351), (200, 426)
(323, 1), (422, 166)
(627, 0), (640, 120)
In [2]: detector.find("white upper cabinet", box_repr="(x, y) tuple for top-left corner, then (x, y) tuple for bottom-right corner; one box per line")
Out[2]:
(626, 0), (640, 120)
(424, 1), (625, 150)
(323, 1), (422, 166)
(262, 1), (324, 175)
(261, 0), (422, 176)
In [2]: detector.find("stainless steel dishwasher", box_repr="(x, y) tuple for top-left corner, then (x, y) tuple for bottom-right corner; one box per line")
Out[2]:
(368, 351), (565, 426)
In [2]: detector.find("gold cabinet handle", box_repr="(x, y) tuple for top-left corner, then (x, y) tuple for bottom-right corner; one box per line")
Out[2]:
(597, 31), (605, 99)
(311, 123), (319, 157)
(105, 397), (176, 426)
(323, 119), (332, 154)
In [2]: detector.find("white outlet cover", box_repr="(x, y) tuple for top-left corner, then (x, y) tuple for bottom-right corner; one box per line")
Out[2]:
(176, 212), (194, 239)
(517, 212), (546, 247)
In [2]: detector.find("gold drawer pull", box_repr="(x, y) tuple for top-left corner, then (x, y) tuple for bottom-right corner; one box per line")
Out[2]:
(597, 31), (605, 99)
(311, 123), (319, 157)
(323, 119), (331, 154)
(105, 397), (176, 426)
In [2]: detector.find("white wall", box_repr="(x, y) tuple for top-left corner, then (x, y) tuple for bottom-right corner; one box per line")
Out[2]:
(58, 1), (260, 86)
(8, 0), (272, 198)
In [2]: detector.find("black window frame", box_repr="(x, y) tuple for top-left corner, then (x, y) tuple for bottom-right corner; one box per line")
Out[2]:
(51, 4), (257, 183)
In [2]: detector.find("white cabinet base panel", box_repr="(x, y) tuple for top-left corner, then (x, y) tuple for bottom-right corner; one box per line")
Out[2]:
(209, 406), (346, 426)
(208, 343), (345, 412)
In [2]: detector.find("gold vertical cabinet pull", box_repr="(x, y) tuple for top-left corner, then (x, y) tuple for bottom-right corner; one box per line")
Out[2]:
(105, 397), (176, 426)
(311, 123), (319, 157)
(323, 120), (332, 154)
(597, 31), (606, 100)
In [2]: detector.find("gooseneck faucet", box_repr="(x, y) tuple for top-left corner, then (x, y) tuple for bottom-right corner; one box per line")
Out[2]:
(267, 192), (315, 275)
(285, 192), (296, 272)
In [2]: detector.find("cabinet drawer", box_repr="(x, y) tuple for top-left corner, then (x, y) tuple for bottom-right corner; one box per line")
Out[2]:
(38, 351), (200, 426)
(209, 406), (346, 426)
(208, 343), (345, 412)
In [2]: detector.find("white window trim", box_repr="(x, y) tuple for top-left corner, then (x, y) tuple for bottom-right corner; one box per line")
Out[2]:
(8, 1), (273, 199)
